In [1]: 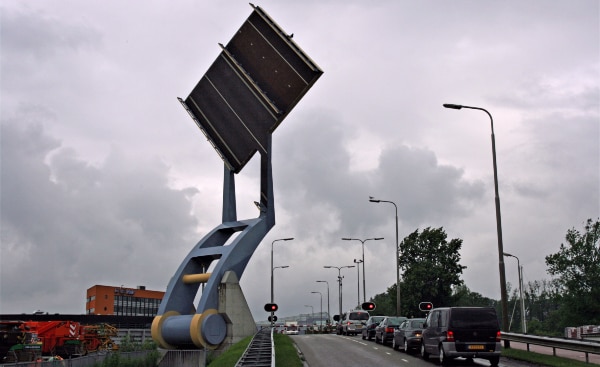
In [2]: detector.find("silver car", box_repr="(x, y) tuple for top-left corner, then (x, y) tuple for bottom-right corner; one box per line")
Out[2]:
(341, 310), (370, 336)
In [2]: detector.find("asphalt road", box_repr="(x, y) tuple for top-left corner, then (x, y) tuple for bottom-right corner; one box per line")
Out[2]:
(291, 333), (537, 367)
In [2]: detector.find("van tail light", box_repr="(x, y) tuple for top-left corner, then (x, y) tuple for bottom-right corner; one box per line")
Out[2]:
(496, 331), (501, 342)
(446, 330), (455, 342)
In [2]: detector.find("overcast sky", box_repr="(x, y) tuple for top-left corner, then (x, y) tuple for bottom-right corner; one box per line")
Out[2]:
(1, 1), (598, 322)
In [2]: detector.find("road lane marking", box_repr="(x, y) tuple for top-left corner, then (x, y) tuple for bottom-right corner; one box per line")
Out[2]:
(341, 336), (368, 346)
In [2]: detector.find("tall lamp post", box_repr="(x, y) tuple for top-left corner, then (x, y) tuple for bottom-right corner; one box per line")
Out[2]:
(271, 265), (288, 326)
(504, 252), (527, 334)
(304, 305), (314, 327)
(316, 280), (330, 324)
(311, 291), (323, 330)
(271, 237), (293, 326)
(324, 265), (355, 319)
(369, 197), (401, 316)
(353, 259), (363, 308)
(271, 238), (294, 303)
(443, 103), (510, 342)
(342, 237), (384, 303)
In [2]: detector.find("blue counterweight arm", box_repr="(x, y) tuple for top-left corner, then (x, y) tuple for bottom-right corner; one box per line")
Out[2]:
(152, 135), (275, 349)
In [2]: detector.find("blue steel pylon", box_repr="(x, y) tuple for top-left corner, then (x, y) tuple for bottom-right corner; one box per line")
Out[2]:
(151, 135), (274, 349)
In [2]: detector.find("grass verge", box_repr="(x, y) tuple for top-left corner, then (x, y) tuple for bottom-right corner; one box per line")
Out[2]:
(207, 335), (253, 367)
(274, 333), (303, 367)
(502, 347), (598, 367)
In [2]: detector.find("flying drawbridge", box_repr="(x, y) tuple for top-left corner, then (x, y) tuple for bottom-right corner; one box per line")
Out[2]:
(151, 4), (322, 351)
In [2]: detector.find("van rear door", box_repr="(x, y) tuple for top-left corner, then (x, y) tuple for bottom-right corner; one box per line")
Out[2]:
(449, 308), (499, 351)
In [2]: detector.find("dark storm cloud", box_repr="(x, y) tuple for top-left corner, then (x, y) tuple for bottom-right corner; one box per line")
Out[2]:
(1, 5), (102, 95)
(0, 120), (200, 313)
(272, 109), (485, 244)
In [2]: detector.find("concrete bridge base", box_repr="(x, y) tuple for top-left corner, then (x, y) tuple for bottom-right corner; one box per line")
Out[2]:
(214, 271), (257, 354)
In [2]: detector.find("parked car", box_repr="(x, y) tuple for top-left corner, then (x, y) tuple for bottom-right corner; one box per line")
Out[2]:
(362, 316), (385, 340)
(421, 307), (501, 366)
(340, 310), (370, 336)
(374, 316), (406, 345)
(393, 318), (425, 352)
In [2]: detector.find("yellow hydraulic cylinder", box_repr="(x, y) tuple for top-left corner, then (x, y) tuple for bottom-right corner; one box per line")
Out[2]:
(182, 273), (211, 284)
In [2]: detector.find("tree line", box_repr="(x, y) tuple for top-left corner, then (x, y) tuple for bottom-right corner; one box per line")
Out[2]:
(368, 218), (600, 336)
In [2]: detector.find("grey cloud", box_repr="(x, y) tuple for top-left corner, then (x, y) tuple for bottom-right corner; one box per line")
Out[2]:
(274, 109), (486, 244)
(0, 121), (200, 313)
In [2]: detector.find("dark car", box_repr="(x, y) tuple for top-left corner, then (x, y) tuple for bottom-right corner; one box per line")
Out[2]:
(361, 316), (385, 340)
(393, 318), (425, 352)
(375, 316), (406, 345)
(421, 307), (501, 366)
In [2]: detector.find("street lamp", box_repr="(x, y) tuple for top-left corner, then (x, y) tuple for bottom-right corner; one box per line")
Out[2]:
(353, 259), (363, 308)
(271, 265), (289, 327)
(323, 265), (355, 319)
(504, 252), (527, 334)
(443, 103), (510, 340)
(304, 305), (314, 327)
(316, 280), (330, 324)
(342, 237), (384, 303)
(369, 197), (401, 316)
(311, 291), (323, 330)
(271, 238), (294, 303)
(271, 237), (293, 326)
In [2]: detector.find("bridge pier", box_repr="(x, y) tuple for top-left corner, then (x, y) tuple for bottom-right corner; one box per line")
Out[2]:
(216, 271), (256, 353)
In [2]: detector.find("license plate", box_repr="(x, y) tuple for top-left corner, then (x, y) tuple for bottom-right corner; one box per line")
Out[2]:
(468, 345), (485, 350)
(356, 325), (362, 329)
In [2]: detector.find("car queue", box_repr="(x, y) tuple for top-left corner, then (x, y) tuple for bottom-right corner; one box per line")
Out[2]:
(335, 309), (425, 353)
(331, 305), (502, 367)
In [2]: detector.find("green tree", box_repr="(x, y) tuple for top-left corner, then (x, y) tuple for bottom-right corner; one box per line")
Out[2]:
(452, 284), (497, 308)
(370, 285), (397, 316)
(398, 227), (466, 316)
(545, 218), (600, 328)
(524, 279), (561, 323)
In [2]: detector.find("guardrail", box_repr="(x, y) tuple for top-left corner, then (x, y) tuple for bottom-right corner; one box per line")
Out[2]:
(502, 332), (600, 364)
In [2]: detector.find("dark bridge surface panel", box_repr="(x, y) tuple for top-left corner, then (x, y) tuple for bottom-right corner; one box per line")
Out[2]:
(182, 5), (322, 173)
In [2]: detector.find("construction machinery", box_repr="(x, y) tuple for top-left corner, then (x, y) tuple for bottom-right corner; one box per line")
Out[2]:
(81, 323), (119, 353)
(0, 321), (42, 363)
(0, 320), (118, 362)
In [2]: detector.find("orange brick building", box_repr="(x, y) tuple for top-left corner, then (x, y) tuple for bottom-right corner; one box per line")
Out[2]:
(86, 285), (164, 316)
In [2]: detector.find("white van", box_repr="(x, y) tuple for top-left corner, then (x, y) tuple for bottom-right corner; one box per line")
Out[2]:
(340, 310), (370, 336)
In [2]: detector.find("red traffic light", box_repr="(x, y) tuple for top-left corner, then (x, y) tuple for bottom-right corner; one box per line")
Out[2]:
(264, 303), (278, 312)
(419, 302), (433, 311)
(361, 302), (376, 311)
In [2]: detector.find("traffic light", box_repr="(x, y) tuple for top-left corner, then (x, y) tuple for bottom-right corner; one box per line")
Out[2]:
(419, 302), (433, 311)
(361, 302), (376, 311)
(264, 303), (278, 312)
(268, 315), (278, 322)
